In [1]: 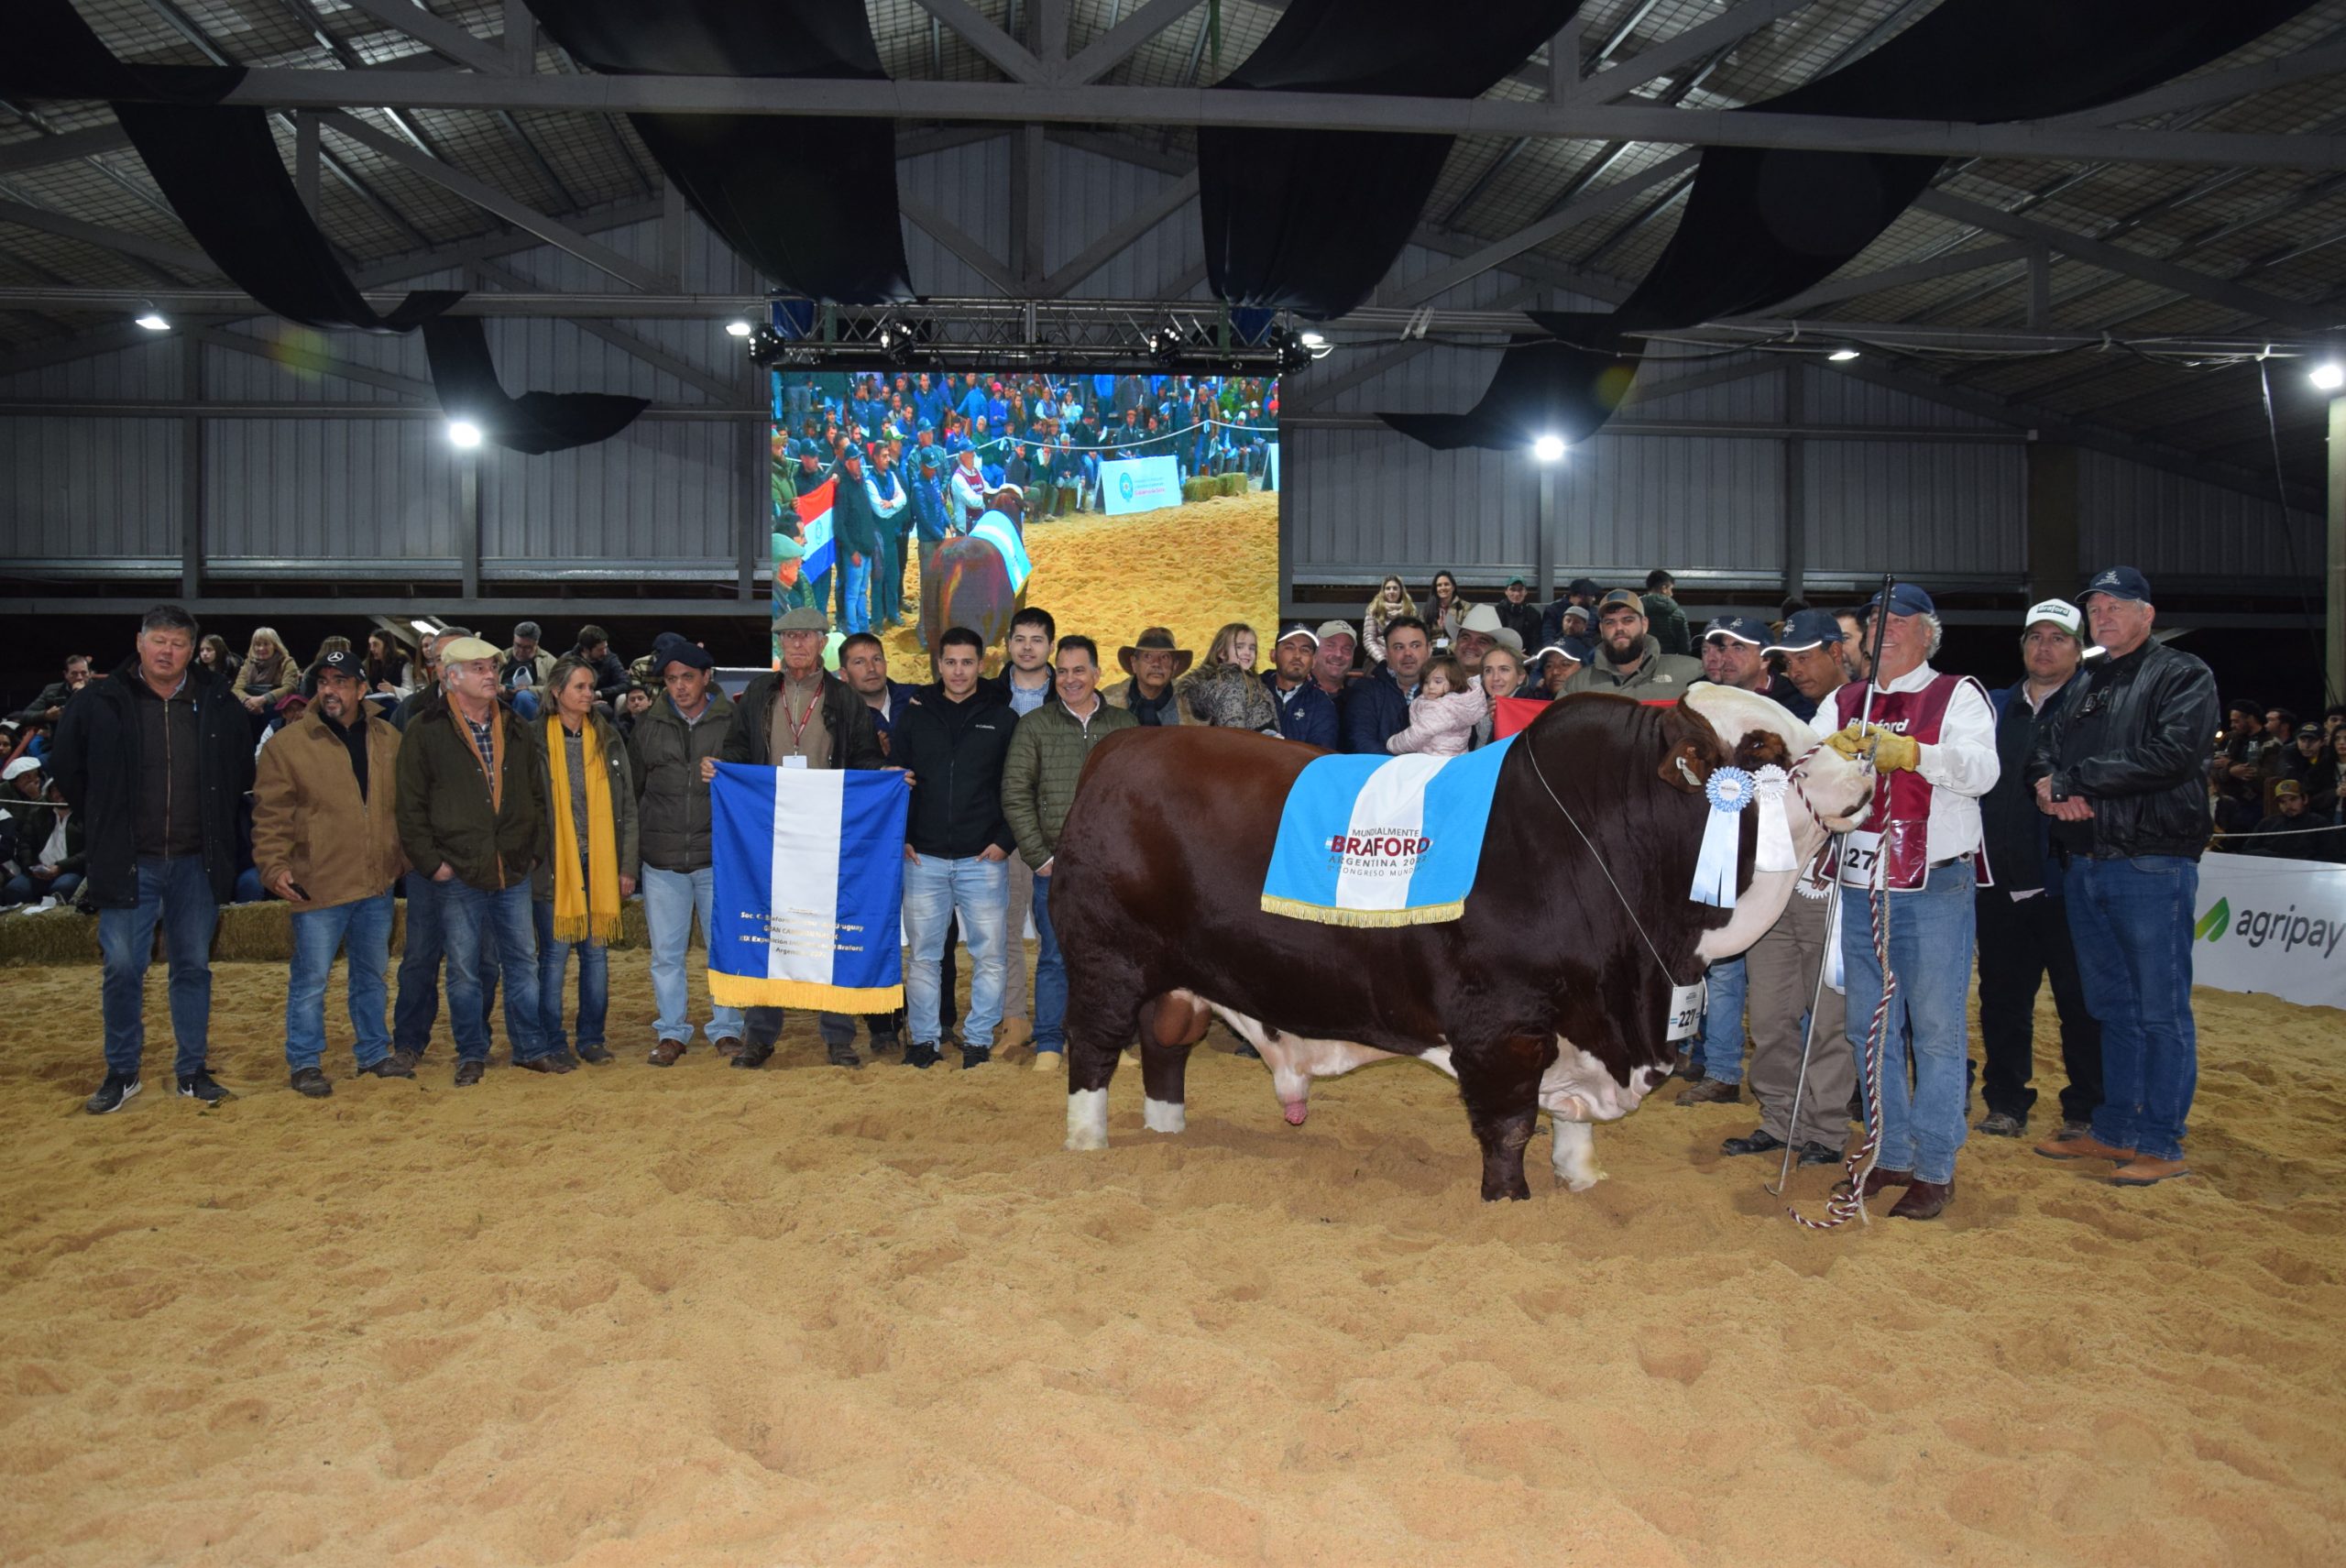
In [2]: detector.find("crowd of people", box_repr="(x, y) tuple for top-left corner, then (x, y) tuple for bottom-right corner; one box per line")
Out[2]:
(4, 561), (2312, 1218)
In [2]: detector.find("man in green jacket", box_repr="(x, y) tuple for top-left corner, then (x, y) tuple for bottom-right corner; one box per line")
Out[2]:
(394, 636), (554, 1085)
(1001, 635), (1138, 1069)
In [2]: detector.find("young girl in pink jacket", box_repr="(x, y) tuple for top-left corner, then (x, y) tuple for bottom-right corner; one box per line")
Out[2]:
(1386, 656), (1485, 758)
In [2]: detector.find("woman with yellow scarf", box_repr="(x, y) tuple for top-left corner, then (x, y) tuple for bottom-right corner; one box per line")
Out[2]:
(532, 657), (640, 1064)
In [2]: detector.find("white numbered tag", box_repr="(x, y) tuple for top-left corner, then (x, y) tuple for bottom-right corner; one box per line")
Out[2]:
(1665, 981), (1705, 1043)
(1837, 829), (1882, 890)
(783, 754), (809, 770)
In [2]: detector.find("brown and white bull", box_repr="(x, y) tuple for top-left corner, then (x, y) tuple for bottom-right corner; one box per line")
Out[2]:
(1046, 687), (1869, 1200)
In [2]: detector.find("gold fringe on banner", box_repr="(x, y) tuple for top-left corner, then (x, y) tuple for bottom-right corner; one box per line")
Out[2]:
(707, 972), (905, 1012)
(1257, 894), (1465, 927)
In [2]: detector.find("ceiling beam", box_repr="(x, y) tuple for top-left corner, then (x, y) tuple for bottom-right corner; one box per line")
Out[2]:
(317, 111), (674, 292)
(1756, 238), (2034, 316)
(1580, 0), (1819, 105)
(1910, 190), (2334, 331)
(1061, 0), (1210, 86)
(335, 0), (510, 75)
(910, 0), (1050, 85)
(0, 198), (214, 275)
(214, 71), (2346, 170)
(1384, 150), (1700, 309)
(1039, 170), (1199, 297)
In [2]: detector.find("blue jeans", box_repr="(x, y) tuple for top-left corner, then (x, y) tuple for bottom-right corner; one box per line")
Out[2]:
(904, 852), (1009, 1049)
(1694, 954), (1746, 1085)
(532, 897), (609, 1053)
(98, 855), (219, 1080)
(2065, 856), (2198, 1162)
(4, 870), (80, 905)
(841, 552), (872, 633)
(286, 892), (393, 1073)
(392, 871), (495, 1056)
(439, 881), (546, 1064)
(641, 863), (744, 1044)
(1031, 867), (1066, 1053)
(1842, 861), (1977, 1185)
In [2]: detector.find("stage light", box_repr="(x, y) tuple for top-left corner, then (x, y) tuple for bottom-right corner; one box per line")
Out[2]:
(135, 312), (170, 331)
(447, 419), (484, 449)
(1533, 433), (1567, 462)
(724, 318), (753, 338)
(1828, 347), (1861, 362)
(2310, 360), (2344, 392)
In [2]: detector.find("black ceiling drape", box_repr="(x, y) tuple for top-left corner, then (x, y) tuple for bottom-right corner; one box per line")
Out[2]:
(422, 315), (649, 455)
(1387, 0), (2318, 451)
(521, 0), (912, 304)
(1200, 0), (1586, 320)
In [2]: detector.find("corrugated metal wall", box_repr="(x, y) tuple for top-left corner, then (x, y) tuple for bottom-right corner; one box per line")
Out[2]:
(2077, 447), (2319, 585)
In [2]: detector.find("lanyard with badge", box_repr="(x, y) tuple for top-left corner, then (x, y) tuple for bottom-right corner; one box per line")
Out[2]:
(782, 684), (818, 767)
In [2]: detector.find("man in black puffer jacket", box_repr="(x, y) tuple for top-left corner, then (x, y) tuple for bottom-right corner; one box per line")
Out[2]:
(49, 605), (257, 1113)
(891, 627), (1019, 1069)
(2025, 566), (2219, 1188)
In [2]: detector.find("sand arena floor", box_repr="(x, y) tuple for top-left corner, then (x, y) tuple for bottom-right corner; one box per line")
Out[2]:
(873, 489), (1280, 685)
(1, 948), (2341, 1567)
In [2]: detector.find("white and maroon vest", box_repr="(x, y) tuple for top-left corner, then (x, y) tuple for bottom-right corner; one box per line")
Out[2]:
(1829, 671), (1991, 891)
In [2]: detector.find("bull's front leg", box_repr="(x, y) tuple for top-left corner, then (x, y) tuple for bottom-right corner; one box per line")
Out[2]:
(1551, 1118), (1605, 1193)
(1457, 1034), (1548, 1202)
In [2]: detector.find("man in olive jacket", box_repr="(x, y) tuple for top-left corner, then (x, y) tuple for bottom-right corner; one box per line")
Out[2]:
(721, 606), (889, 1068)
(1001, 635), (1137, 1069)
(394, 636), (554, 1084)
(629, 631), (742, 1064)
(50, 604), (257, 1113)
(253, 650), (410, 1095)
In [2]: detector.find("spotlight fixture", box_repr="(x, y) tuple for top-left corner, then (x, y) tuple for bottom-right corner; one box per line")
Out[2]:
(1827, 346), (1861, 362)
(1532, 433), (1567, 463)
(2310, 359), (2344, 392)
(446, 419), (484, 449)
(134, 311), (170, 331)
(724, 318), (753, 338)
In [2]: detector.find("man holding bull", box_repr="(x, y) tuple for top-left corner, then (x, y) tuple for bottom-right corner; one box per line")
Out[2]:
(1824, 585), (2000, 1220)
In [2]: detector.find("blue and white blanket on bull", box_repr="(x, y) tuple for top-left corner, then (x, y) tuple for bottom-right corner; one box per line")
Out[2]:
(1261, 738), (1515, 927)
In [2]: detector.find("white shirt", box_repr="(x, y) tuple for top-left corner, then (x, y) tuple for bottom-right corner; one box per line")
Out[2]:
(1865, 660), (2000, 864)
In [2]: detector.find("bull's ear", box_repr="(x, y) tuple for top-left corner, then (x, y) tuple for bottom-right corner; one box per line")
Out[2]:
(1733, 728), (1792, 773)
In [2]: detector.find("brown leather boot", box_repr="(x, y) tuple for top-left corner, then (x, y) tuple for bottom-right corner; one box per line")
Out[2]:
(1890, 1179), (1953, 1220)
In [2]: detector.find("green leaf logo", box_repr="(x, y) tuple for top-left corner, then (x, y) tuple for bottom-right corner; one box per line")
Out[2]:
(2195, 897), (2230, 943)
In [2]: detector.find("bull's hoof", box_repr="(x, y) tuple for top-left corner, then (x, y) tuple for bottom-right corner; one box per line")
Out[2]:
(1281, 1101), (1308, 1126)
(1065, 1088), (1110, 1151)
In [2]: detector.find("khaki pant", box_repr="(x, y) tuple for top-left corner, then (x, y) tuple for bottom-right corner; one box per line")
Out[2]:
(998, 850), (1035, 1023)
(1744, 891), (1853, 1150)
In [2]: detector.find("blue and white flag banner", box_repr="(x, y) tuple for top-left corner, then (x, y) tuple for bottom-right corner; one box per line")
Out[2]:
(1261, 740), (1513, 927)
(708, 762), (911, 1011)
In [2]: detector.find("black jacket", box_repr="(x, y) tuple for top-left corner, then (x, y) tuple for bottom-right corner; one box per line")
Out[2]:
(49, 659), (257, 907)
(1339, 663), (1411, 755)
(2025, 640), (2219, 862)
(1981, 675), (2081, 894)
(893, 683), (1017, 860)
(721, 670), (887, 772)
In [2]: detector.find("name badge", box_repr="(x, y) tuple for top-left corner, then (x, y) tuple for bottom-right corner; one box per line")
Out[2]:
(783, 754), (809, 770)
(1665, 981), (1705, 1043)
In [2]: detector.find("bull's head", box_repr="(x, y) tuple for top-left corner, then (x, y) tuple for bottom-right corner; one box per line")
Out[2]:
(1675, 685), (1869, 965)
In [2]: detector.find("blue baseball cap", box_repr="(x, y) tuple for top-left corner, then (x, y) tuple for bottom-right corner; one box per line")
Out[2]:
(1763, 609), (1845, 654)
(1864, 582), (1936, 618)
(1703, 615), (1770, 647)
(2080, 565), (2152, 604)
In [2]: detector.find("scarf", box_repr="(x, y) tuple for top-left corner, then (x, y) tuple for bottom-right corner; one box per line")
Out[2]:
(546, 715), (621, 945)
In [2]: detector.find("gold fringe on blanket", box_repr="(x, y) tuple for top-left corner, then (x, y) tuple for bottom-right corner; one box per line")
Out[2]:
(1257, 894), (1466, 927)
(707, 972), (905, 1011)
